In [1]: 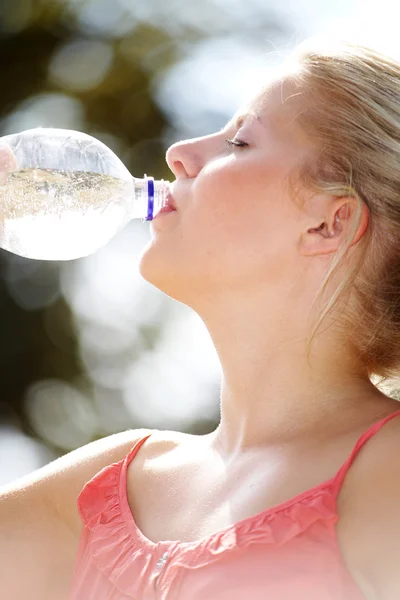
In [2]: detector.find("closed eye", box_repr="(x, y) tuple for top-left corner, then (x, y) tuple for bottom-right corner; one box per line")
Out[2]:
(224, 137), (248, 150)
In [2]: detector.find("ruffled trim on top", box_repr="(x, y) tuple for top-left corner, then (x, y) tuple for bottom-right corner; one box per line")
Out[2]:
(174, 487), (338, 569)
(76, 445), (339, 595)
(77, 457), (156, 596)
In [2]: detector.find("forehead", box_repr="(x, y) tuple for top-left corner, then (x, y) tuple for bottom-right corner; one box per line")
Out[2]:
(254, 78), (302, 115)
(234, 77), (309, 143)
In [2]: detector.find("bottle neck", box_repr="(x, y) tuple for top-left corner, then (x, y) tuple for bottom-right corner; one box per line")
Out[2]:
(146, 175), (156, 221)
(132, 175), (169, 221)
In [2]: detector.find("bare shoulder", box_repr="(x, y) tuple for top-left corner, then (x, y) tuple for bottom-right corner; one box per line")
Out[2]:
(1, 427), (159, 534)
(336, 410), (400, 599)
(125, 428), (200, 474)
(125, 427), (205, 498)
(0, 428), (166, 600)
(135, 427), (194, 457)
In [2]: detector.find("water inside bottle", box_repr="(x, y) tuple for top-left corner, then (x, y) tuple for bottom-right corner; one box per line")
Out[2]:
(0, 168), (136, 260)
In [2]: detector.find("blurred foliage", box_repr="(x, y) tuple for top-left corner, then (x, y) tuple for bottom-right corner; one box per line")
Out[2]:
(0, 0), (289, 469)
(0, 0), (177, 450)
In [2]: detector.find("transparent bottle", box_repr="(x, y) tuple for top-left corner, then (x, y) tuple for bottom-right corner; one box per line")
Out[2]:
(0, 128), (171, 261)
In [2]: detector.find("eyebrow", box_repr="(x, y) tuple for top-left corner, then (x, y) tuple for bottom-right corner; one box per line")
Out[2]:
(224, 112), (263, 130)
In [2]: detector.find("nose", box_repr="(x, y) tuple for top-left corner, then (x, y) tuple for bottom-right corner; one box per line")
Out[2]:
(165, 137), (203, 180)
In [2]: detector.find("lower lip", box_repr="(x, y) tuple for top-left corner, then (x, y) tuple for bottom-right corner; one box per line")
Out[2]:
(154, 206), (177, 218)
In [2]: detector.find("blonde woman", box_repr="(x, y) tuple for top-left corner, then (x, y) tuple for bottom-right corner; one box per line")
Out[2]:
(2, 38), (400, 600)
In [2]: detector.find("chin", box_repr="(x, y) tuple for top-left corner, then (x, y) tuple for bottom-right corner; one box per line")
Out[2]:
(137, 238), (217, 308)
(137, 242), (185, 303)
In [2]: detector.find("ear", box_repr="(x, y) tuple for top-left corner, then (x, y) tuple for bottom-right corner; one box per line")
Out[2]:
(300, 197), (369, 257)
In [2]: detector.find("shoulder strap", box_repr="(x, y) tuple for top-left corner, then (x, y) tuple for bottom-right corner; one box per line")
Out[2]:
(119, 431), (153, 502)
(77, 431), (153, 527)
(332, 408), (400, 497)
(124, 431), (153, 467)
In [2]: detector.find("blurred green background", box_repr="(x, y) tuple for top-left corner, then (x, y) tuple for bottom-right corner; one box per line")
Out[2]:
(0, 0), (397, 482)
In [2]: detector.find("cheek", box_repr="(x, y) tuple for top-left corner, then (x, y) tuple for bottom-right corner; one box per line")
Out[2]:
(190, 158), (291, 244)
(179, 170), (291, 283)
(141, 153), (299, 298)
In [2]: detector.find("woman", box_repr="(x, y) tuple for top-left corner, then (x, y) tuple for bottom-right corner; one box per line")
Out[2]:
(1, 37), (400, 599)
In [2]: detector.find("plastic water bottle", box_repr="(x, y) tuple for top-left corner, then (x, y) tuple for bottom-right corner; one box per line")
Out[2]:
(0, 128), (171, 261)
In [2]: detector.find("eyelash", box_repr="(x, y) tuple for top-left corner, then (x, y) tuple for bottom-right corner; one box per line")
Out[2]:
(224, 137), (248, 150)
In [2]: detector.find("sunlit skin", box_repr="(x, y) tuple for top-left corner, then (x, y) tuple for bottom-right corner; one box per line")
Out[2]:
(138, 75), (396, 458)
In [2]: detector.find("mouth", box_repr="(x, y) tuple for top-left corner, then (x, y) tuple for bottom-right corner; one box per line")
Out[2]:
(165, 190), (177, 211)
(153, 188), (178, 218)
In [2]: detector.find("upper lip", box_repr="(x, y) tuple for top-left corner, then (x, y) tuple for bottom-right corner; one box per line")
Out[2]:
(166, 189), (177, 210)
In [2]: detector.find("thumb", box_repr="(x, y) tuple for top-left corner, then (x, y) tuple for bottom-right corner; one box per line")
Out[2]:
(0, 145), (18, 185)
(0, 145), (18, 172)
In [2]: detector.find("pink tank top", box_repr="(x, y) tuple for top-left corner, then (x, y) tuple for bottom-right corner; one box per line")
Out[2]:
(68, 409), (400, 600)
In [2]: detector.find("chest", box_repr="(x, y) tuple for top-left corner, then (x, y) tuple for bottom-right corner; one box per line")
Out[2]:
(125, 440), (348, 545)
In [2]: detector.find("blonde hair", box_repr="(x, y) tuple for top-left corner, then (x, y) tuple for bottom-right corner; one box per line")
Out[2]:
(286, 38), (400, 396)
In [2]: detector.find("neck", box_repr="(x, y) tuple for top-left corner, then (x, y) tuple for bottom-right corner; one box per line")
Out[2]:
(197, 295), (379, 457)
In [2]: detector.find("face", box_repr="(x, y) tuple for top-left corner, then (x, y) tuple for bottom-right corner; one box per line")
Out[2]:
(138, 77), (315, 308)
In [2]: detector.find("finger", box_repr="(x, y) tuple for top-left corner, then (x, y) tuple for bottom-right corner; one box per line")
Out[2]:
(0, 145), (18, 184)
